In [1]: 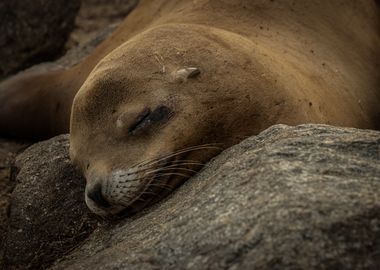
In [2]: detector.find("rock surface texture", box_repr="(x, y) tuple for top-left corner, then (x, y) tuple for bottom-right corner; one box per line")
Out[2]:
(0, 0), (139, 79)
(66, 0), (138, 49)
(0, 139), (28, 265)
(2, 136), (99, 270)
(0, 0), (80, 77)
(1, 124), (380, 269)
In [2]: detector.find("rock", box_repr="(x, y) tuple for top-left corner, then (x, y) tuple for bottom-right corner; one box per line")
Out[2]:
(0, 0), (139, 80)
(2, 136), (99, 270)
(0, 0), (80, 78)
(66, 0), (138, 49)
(56, 24), (119, 68)
(3, 124), (380, 269)
(0, 139), (28, 266)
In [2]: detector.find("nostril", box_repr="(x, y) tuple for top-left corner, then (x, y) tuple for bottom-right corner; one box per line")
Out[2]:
(87, 184), (111, 208)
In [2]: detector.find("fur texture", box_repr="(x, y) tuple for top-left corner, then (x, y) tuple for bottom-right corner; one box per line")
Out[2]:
(0, 0), (379, 216)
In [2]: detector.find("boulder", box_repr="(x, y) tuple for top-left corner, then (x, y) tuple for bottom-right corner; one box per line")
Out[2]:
(0, 0), (139, 79)
(2, 124), (380, 269)
(0, 0), (80, 77)
(0, 139), (28, 265)
(2, 136), (99, 270)
(66, 0), (138, 49)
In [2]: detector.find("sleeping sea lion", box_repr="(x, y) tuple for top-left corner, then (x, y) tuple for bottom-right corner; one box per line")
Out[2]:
(0, 0), (379, 216)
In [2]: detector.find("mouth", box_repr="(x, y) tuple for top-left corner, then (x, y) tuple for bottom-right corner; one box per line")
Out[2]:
(86, 159), (177, 218)
(87, 147), (206, 219)
(115, 158), (177, 218)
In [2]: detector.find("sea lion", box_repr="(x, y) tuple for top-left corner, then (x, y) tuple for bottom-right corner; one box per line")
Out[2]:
(0, 0), (379, 217)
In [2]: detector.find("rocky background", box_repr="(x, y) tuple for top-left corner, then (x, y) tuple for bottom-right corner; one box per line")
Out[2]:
(0, 0), (137, 78)
(0, 1), (380, 269)
(66, 0), (138, 50)
(0, 0), (79, 78)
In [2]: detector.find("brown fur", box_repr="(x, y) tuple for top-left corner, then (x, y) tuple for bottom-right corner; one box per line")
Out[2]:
(0, 0), (379, 216)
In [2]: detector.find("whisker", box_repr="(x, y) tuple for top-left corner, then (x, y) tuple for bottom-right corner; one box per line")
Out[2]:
(134, 143), (222, 168)
(143, 145), (221, 166)
(102, 144), (223, 207)
(109, 165), (199, 190)
(164, 162), (205, 168)
(112, 173), (157, 207)
(129, 161), (204, 176)
(170, 159), (205, 165)
(154, 172), (191, 179)
(106, 154), (208, 206)
(139, 191), (160, 196)
(144, 167), (198, 175)
(117, 182), (141, 188)
(148, 183), (174, 191)
(160, 163), (204, 169)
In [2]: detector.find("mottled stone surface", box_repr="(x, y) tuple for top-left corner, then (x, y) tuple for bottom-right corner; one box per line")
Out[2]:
(2, 124), (380, 269)
(2, 136), (99, 270)
(0, 0), (80, 77)
(66, 0), (138, 49)
(0, 139), (28, 266)
(0, 0), (139, 80)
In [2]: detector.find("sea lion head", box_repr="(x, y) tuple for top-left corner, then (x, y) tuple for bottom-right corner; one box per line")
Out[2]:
(69, 24), (264, 217)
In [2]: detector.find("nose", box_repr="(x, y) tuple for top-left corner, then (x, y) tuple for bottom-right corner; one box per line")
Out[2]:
(86, 184), (111, 208)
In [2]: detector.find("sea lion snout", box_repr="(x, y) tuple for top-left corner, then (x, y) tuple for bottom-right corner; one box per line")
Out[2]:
(84, 175), (115, 216)
(84, 166), (157, 216)
(86, 183), (111, 208)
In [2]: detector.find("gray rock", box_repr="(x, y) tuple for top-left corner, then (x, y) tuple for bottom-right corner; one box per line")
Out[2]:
(65, 0), (138, 49)
(0, 138), (28, 266)
(3, 124), (380, 269)
(0, 0), (80, 78)
(2, 135), (99, 270)
(56, 24), (120, 68)
(0, 5), (133, 83)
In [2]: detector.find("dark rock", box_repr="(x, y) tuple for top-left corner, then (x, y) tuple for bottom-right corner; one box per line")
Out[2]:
(0, 139), (28, 266)
(3, 124), (380, 269)
(0, 0), (138, 81)
(2, 135), (99, 270)
(57, 24), (119, 68)
(66, 0), (138, 49)
(0, 0), (80, 78)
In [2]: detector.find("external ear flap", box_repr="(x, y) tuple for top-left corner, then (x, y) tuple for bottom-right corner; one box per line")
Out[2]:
(172, 67), (201, 82)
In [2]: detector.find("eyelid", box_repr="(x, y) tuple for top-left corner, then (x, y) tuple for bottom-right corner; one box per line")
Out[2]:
(128, 105), (173, 135)
(128, 108), (151, 133)
(149, 106), (173, 122)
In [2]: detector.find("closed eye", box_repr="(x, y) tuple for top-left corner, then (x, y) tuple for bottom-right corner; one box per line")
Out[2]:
(129, 105), (173, 134)
(128, 108), (151, 133)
